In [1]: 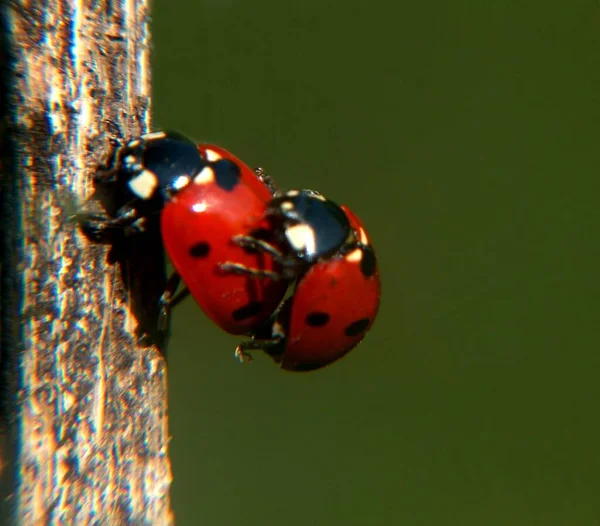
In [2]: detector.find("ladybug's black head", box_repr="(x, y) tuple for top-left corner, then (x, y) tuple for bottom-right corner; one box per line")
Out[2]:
(267, 189), (352, 263)
(119, 131), (205, 203)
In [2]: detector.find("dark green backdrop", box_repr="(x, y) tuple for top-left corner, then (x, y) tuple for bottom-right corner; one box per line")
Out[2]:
(152, 1), (599, 524)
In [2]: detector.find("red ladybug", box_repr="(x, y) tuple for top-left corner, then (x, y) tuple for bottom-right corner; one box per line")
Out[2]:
(222, 190), (381, 371)
(83, 131), (288, 335)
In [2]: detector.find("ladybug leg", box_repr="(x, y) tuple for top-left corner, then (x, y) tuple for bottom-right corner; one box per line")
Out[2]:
(219, 262), (282, 281)
(234, 305), (287, 363)
(93, 139), (127, 184)
(254, 167), (278, 195)
(226, 236), (301, 281)
(103, 117), (126, 145)
(230, 235), (285, 262)
(80, 203), (139, 241)
(94, 164), (119, 185)
(234, 338), (284, 364)
(158, 272), (190, 334)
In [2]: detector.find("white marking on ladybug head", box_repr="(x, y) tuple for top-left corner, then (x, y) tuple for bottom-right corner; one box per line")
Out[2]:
(192, 202), (208, 213)
(172, 175), (191, 191)
(311, 192), (326, 201)
(286, 189), (300, 197)
(345, 248), (363, 263)
(280, 201), (294, 211)
(128, 169), (158, 200)
(142, 130), (167, 141)
(194, 166), (215, 185)
(285, 224), (316, 255)
(204, 148), (222, 162)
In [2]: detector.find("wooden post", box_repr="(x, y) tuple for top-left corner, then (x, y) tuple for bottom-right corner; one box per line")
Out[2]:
(0, 1), (174, 523)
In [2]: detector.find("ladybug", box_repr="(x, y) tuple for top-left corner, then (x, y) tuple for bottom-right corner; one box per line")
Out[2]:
(220, 190), (381, 371)
(83, 130), (288, 335)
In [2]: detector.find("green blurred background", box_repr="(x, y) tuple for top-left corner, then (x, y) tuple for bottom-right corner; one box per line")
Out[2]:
(152, 1), (599, 524)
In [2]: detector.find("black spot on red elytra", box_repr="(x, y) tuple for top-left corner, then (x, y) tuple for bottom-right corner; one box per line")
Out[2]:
(232, 302), (262, 321)
(189, 242), (210, 258)
(213, 159), (241, 191)
(360, 247), (377, 278)
(305, 312), (330, 327)
(344, 318), (370, 337)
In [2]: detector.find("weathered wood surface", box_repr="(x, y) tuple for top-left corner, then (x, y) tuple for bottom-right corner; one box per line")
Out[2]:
(0, 1), (174, 523)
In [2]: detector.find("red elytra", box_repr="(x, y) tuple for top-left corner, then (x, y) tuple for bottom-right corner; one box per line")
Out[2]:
(160, 144), (288, 335)
(277, 205), (381, 371)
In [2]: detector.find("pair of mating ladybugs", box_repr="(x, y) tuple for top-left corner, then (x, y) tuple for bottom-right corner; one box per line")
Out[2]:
(84, 131), (381, 371)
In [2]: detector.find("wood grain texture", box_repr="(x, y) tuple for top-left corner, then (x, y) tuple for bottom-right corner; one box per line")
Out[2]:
(0, 0), (174, 524)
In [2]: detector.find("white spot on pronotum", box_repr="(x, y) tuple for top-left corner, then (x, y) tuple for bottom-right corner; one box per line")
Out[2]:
(286, 190), (300, 197)
(285, 224), (316, 255)
(192, 202), (208, 213)
(280, 201), (294, 211)
(142, 130), (167, 141)
(172, 175), (190, 191)
(128, 170), (158, 199)
(359, 227), (368, 245)
(204, 148), (222, 162)
(194, 166), (215, 185)
(345, 248), (363, 263)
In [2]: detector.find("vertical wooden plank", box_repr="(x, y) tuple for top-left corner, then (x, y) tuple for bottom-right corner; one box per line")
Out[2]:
(0, 0), (174, 523)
